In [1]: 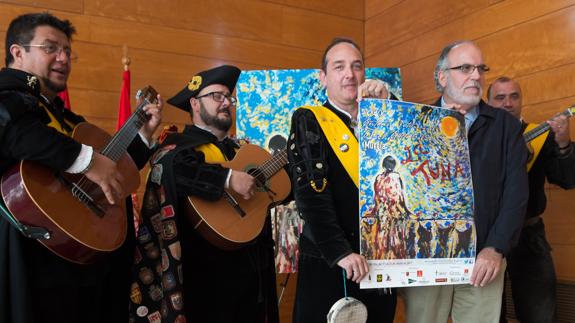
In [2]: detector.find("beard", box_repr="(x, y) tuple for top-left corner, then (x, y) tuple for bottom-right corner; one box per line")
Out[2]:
(41, 76), (66, 94)
(199, 102), (232, 132)
(445, 78), (482, 107)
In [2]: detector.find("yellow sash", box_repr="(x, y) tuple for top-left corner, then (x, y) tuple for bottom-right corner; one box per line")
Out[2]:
(41, 102), (75, 136)
(525, 123), (549, 172)
(195, 143), (228, 163)
(299, 106), (359, 188)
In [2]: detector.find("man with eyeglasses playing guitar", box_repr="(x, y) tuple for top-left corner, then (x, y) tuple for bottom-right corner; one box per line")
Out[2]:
(0, 12), (163, 323)
(129, 65), (279, 323)
(488, 76), (575, 323)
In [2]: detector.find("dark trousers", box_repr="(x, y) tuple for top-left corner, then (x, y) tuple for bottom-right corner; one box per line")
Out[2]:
(502, 219), (557, 323)
(31, 285), (104, 323)
(185, 267), (278, 323)
(293, 253), (396, 323)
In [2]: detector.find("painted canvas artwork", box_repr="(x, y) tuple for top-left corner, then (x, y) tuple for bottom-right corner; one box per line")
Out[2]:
(236, 68), (402, 148)
(358, 99), (476, 288)
(270, 204), (303, 274)
(236, 68), (402, 273)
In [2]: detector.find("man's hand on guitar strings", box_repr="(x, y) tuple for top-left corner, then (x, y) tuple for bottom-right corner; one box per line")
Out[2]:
(229, 170), (256, 200)
(547, 115), (571, 148)
(83, 152), (124, 204)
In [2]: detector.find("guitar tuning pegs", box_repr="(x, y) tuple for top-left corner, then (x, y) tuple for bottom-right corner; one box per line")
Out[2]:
(135, 86), (158, 104)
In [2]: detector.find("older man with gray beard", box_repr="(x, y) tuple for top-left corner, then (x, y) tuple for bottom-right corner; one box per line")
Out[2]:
(401, 40), (529, 323)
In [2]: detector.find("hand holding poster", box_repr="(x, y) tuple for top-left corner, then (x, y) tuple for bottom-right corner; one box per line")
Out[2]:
(359, 99), (476, 288)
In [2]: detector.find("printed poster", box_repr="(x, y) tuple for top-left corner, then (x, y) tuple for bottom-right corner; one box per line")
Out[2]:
(358, 99), (476, 288)
(236, 68), (402, 273)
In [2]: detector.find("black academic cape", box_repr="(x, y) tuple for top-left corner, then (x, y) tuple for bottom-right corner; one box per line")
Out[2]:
(288, 102), (396, 323)
(130, 125), (278, 323)
(0, 67), (152, 323)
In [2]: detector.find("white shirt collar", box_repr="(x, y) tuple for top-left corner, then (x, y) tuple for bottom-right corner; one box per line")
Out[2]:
(327, 98), (354, 121)
(328, 98), (359, 135)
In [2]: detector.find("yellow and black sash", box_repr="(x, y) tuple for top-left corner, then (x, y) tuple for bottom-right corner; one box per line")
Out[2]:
(525, 123), (549, 172)
(41, 101), (76, 136)
(195, 143), (229, 163)
(299, 106), (359, 188)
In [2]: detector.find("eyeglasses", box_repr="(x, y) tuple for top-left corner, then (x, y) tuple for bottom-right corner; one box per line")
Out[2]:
(22, 43), (77, 61)
(196, 91), (237, 105)
(446, 64), (490, 75)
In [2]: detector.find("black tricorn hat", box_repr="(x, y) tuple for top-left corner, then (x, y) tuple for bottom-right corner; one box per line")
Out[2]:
(167, 64), (241, 111)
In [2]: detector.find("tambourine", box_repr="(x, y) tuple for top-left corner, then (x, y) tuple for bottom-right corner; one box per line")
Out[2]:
(326, 296), (368, 323)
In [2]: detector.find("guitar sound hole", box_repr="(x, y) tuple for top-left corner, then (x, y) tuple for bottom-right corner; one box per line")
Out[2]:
(247, 168), (267, 190)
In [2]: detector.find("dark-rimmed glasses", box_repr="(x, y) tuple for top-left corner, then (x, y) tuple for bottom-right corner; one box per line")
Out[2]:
(447, 64), (490, 75)
(196, 92), (237, 105)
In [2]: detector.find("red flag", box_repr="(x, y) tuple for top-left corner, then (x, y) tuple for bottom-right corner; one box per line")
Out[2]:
(58, 88), (72, 110)
(116, 70), (131, 131)
(116, 68), (141, 233)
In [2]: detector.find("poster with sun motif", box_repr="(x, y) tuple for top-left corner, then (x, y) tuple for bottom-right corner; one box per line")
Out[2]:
(358, 99), (476, 289)
(235, 68), (402, 274)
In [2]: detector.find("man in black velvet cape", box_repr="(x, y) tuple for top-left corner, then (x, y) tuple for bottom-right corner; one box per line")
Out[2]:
(488, 76), (575, 323)
(129, 65), (278, 323)
(0, 13), (162, 323)
(287, 37), (397, 323)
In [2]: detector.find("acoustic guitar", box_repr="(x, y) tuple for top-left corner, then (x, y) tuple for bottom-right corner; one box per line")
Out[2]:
(185, 144), (290, 250)
(1, 86), (158, 264)
(524, 106), (574, 171)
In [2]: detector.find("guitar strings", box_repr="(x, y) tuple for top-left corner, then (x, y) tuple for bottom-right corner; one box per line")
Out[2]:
(249, 150), (287, 185)
(75, 96), (155, 199)
(524, 106), (574, 143)
(75, 102), (146, 190)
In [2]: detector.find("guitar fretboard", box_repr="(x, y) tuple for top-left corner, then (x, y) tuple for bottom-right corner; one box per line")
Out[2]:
(524, 107), (574, 143)
(257, 149), (288, 180)
(101, 88), (157, 162)
(101, 104), (149, 162)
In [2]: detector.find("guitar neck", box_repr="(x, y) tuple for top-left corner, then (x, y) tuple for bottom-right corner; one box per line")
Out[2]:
(100, 100), (150, 162)
(524, 106), (575, 144)
(524, 123), (551, 143)
(259, 149), (288, 179)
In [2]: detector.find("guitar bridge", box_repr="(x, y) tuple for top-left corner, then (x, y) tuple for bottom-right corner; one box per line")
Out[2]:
(56, 173), (106, 217)
(223, 191), (246, 217)
(71, 183), (106, 217)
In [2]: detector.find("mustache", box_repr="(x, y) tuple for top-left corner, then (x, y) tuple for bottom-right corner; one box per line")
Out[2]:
(217, 107), (231, 114)
(51, 62), (69, 72)
(463, 81), (482, 90)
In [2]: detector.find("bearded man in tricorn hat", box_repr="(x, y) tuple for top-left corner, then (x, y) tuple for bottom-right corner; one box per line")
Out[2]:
(130, 65), (279, 323)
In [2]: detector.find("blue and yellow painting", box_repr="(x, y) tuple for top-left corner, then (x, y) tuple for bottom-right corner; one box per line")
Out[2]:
(236, 68), (401, 149)
(359, 99), (475, 261)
